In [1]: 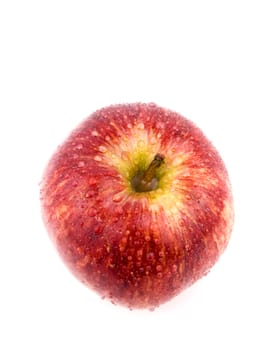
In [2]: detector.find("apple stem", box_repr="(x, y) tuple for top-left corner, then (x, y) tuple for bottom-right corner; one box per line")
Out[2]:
(131, 154), (165, 192)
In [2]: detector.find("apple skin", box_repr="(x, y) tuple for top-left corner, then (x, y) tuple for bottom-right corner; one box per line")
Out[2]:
(41, 103), (234, 309)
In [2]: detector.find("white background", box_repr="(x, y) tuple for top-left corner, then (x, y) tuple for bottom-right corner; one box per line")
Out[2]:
(1, 1), (262, 349)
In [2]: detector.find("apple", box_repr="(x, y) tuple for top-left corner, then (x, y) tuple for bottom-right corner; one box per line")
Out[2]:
(41, 103), (234, 310)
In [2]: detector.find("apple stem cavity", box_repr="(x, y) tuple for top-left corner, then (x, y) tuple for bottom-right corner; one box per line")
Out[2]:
(131, 153), (165, 193)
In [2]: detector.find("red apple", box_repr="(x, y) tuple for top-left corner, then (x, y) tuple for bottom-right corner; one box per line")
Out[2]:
(41, 103), (234, 309)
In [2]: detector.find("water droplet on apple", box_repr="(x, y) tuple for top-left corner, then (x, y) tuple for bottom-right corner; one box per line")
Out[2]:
(75, 144), (83, 150)
(88, 177), (97, 186)
(98, 145), (107, 153)
(137, 139), (145, 148)
(112, 193), (122, 203)
(195, 192), (202, 199)
(134, 231), (140, 237)
(94, 155), (102, 162)
(137, 122), (144, 130)
(156, 122), (164, 129)
(137, 249), (143, 257)
(172, 264), (178, 272)
(121, 151), (129, 161)
(94, 225), (102, 234)
(156, 265), (163, 272)
(149, 137), (157, 145)
(147, 252), (155, 261)
(146, 265), (152, 272)
(178, 218), (185, 226)
(92, 130), (99, 137)
(157, 272), (163, 279)
(121, 237), (127, 246)
(115, 206), (123, 215)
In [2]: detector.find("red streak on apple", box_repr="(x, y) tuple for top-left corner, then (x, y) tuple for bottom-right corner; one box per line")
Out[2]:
(41, 103), (234, 309)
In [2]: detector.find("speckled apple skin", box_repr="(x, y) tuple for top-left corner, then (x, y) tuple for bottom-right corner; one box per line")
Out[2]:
(41, 103), (234, 309)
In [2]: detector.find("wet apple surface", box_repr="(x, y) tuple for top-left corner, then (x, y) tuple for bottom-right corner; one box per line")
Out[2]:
(41, 103), (234, 309)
